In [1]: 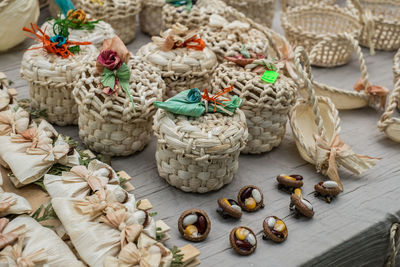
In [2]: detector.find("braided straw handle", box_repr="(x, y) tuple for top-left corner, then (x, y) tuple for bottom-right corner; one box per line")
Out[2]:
(384, 223), (400, 267)
(294, 46), (326, 139)
(378, 80), (400, 131)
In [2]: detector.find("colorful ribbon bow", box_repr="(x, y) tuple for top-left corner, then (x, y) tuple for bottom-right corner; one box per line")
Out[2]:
(202, 86), (234, 113)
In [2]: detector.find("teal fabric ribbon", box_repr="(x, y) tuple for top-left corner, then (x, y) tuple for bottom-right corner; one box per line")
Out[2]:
(101, 63), (136, 114)
(154, 88), (242, 117)
(166, 0), (193, 11)
(54, 0), (75, 16)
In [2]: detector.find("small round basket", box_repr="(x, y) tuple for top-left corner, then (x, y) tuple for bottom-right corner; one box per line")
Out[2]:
(73, 55), (165, 156)
(281, 0), (367, 67)
(153, 109), (248, 193)
(74, 0), (141, 44)
(222, 0), (276, 28)
(139, 0), (164, 36)
(394, 49), (400, 85)
(378, 80), (400, 143)
(284, 0), (335, 7)
(20, 44), (98, 126)
(210, 59), (297, 154)
(348, 0), (400, 51)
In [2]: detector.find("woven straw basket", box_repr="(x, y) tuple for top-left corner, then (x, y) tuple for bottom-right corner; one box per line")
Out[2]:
(139, 0), (164, 36)
(281, 0), (370, 67)
(41, 19), (115, 49)
(348, 0), (400, 51)
(394, 49), (400, 85)
(284, 0), (335, 7)
(222, 0), (276, 28)
(20, 44), (98, 126)
(378, 80), (400, 143)
(73, 0), (141, 44)
(73, 55), (165, 156)
(210, 60), (297, 154)
(153, 109), (248, 193)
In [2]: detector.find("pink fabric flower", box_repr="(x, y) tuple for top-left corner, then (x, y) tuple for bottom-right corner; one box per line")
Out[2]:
(97, 50), (122, 70)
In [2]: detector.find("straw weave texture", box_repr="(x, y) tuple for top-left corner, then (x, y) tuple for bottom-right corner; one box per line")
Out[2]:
(378, 80), (400, 143)
(139, 0), (164, 36)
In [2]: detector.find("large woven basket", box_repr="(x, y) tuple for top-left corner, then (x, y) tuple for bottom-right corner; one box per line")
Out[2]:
(284, 0), (335, 7)
(73, 0), (141, 44)
(378, 80), (400, 143)
(394, 49), (400, 85)
(281, 0), (368, 67)
(20, 44), (98, 126)
(210, 59), (297, 154)
(153, 109), (248, 193)
(222, 0), (276, 28)
(139, 0), (164, 36)
(348, 0), (400, 51)
(73, 55), (165, 156)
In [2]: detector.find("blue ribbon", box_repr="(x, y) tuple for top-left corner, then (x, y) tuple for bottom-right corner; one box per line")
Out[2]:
(54, 0), (75, 16)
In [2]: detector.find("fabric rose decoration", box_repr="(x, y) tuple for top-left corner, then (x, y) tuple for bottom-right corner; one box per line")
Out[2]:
(97, 50), (122, 71)
(66, 9), (87, 24)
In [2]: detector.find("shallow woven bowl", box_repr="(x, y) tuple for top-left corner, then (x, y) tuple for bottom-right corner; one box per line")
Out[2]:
(281, 4), (362, 67)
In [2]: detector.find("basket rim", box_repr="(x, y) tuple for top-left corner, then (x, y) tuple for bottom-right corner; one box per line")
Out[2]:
(348, 0), (400, 26)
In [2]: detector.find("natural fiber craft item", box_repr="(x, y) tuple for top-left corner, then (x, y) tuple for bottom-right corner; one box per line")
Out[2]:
(0, 73), (18, 112)
(230, 226), (257, 256)
(262, 216), (288, 243)
(290, 188), (314, 218)
(0, 108), (30, 136)
(289, 46), (380, 191)
(394, 49), (400, 85)
(139, 0), (164, 36)
(0, 189), (32, 217)
(73, 0), (141, 44)
(137, 24), (217, 99)
(314, 180), (341, 203)
(0, 0), (39, 52)
(0, 216), (85, 266)
(276, 174), (303, 193)
(73, 36), (165, 156)
(298, 33), (389, 110)
(153, 87), (248, 193)
(211, 49), (297, 154)
(178, 209), (211, 242)
(217, 198), (242, 219)
(237, 185), (264, 212)
(347, 0), (400, 51)
(222, 0), (276, 28)
(281, 0), (374, 67)
(378, 80), (400, 143)
(283, 0), (335, 7)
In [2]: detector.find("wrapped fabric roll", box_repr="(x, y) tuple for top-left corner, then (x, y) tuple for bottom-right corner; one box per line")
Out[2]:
(0, 189), (32, 217)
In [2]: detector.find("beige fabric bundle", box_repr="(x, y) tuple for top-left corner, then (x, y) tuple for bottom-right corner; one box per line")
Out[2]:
(74, 0), (142, 44)
(281, 0), (370, 67)
(139, 0), (164, 36)
(41, 19), (115, 49)
(20, 44), (98, 126)
(0, 72), (17, 111)
(210, 59), (297, 154)
(222, 0), (276, 28)
(73, 55), (164, 156)
(289, 46), (379, 191)
(0, 190), (32, 217)
(153, 109), (249, 193)
(347, 0), (400, 51)
(0, 216), (84, 266)
(378, 80), (400, 143)
(0, 108), (30, 136)
(284, 0), (335, 7)
(394, 49), (400, 85)
(0, 120), (80, 188)
(0, 0), (39, 52)
(137, 25), (217, 99)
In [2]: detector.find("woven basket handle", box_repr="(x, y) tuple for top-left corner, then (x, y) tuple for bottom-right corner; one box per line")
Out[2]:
(294, 46), (326, 138)
(348, 0), (375, 54)
(378, 80), (400, 131)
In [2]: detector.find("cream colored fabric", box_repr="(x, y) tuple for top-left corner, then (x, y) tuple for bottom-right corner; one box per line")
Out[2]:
(0, 191), (32, 217)
(0, 215), (84, 266)
(0, 108), (30, 136)
(0, 73), (17, 111)
(0, 0), (39, 52)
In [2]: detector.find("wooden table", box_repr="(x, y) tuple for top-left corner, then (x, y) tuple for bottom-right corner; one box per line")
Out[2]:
(1, 3), (400, 266)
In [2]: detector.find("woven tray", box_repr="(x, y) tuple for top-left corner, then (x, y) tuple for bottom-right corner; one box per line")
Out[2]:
(20, 44), (98, 126)
(222, 0), (275, 28)
(153, 109), (248, 193)
(74, 0), (141, 44)
(73, 55), (165, 156)
(210, 60), (297, 154)
(348, 0), (400, 51)
(139, 0), (164, 36)
(281, 0), (369, 67)
(378, 80), (400, 143)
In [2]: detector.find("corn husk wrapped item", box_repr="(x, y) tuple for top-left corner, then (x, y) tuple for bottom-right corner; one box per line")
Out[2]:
(0, 189), (32, 217)
(289, 46), (380, 191)
(0, 216), (85, 266)
(0, 120), (80, 188)
(139, 0), (164, 36)
(378, 80), (400, 143)
(0, 107), (30, 136)
(0, 72), (18, 112)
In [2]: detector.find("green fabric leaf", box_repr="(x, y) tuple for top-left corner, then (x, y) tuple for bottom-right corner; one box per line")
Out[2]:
(101, 68), (116, 89)
(116, 63), (135, 114)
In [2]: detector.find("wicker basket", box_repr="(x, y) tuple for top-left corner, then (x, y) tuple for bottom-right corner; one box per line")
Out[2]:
(281, 0), (370, 67)
(289, 46), (379, 191)
(378, 80), (400, 143)
(20, 44), (98, 126)
(222, 0), (276, 28)
(73, 0), (141, 44)
(73, 55), (165, 156)
(139, 0), (164, 36)
(136, 25), (218, 99)
(153, 109), (248, 193)
(284, 0), (335, 7)
(210, 57), (297, 154)
(394, 49), (400, 85)
(348, 0), (400, 51)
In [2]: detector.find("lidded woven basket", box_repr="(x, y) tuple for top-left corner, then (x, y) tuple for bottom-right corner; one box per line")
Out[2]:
(137, 24), (218, 99)
(139, 0), (164, 36)
(210, 50), (297, 154)
(222, 0), (276, 28)
(347, 0), (400, 51)
(20, 43), (98, 126)
(153, 88), (248, 193)
(281, 0), (369, 67)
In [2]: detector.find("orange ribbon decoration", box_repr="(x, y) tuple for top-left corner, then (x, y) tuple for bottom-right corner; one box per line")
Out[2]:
(176, 35), (205, 51)
(354, 77), (389, 109)
(201, 86), (234, 112)
(22, 23), (92, 58)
